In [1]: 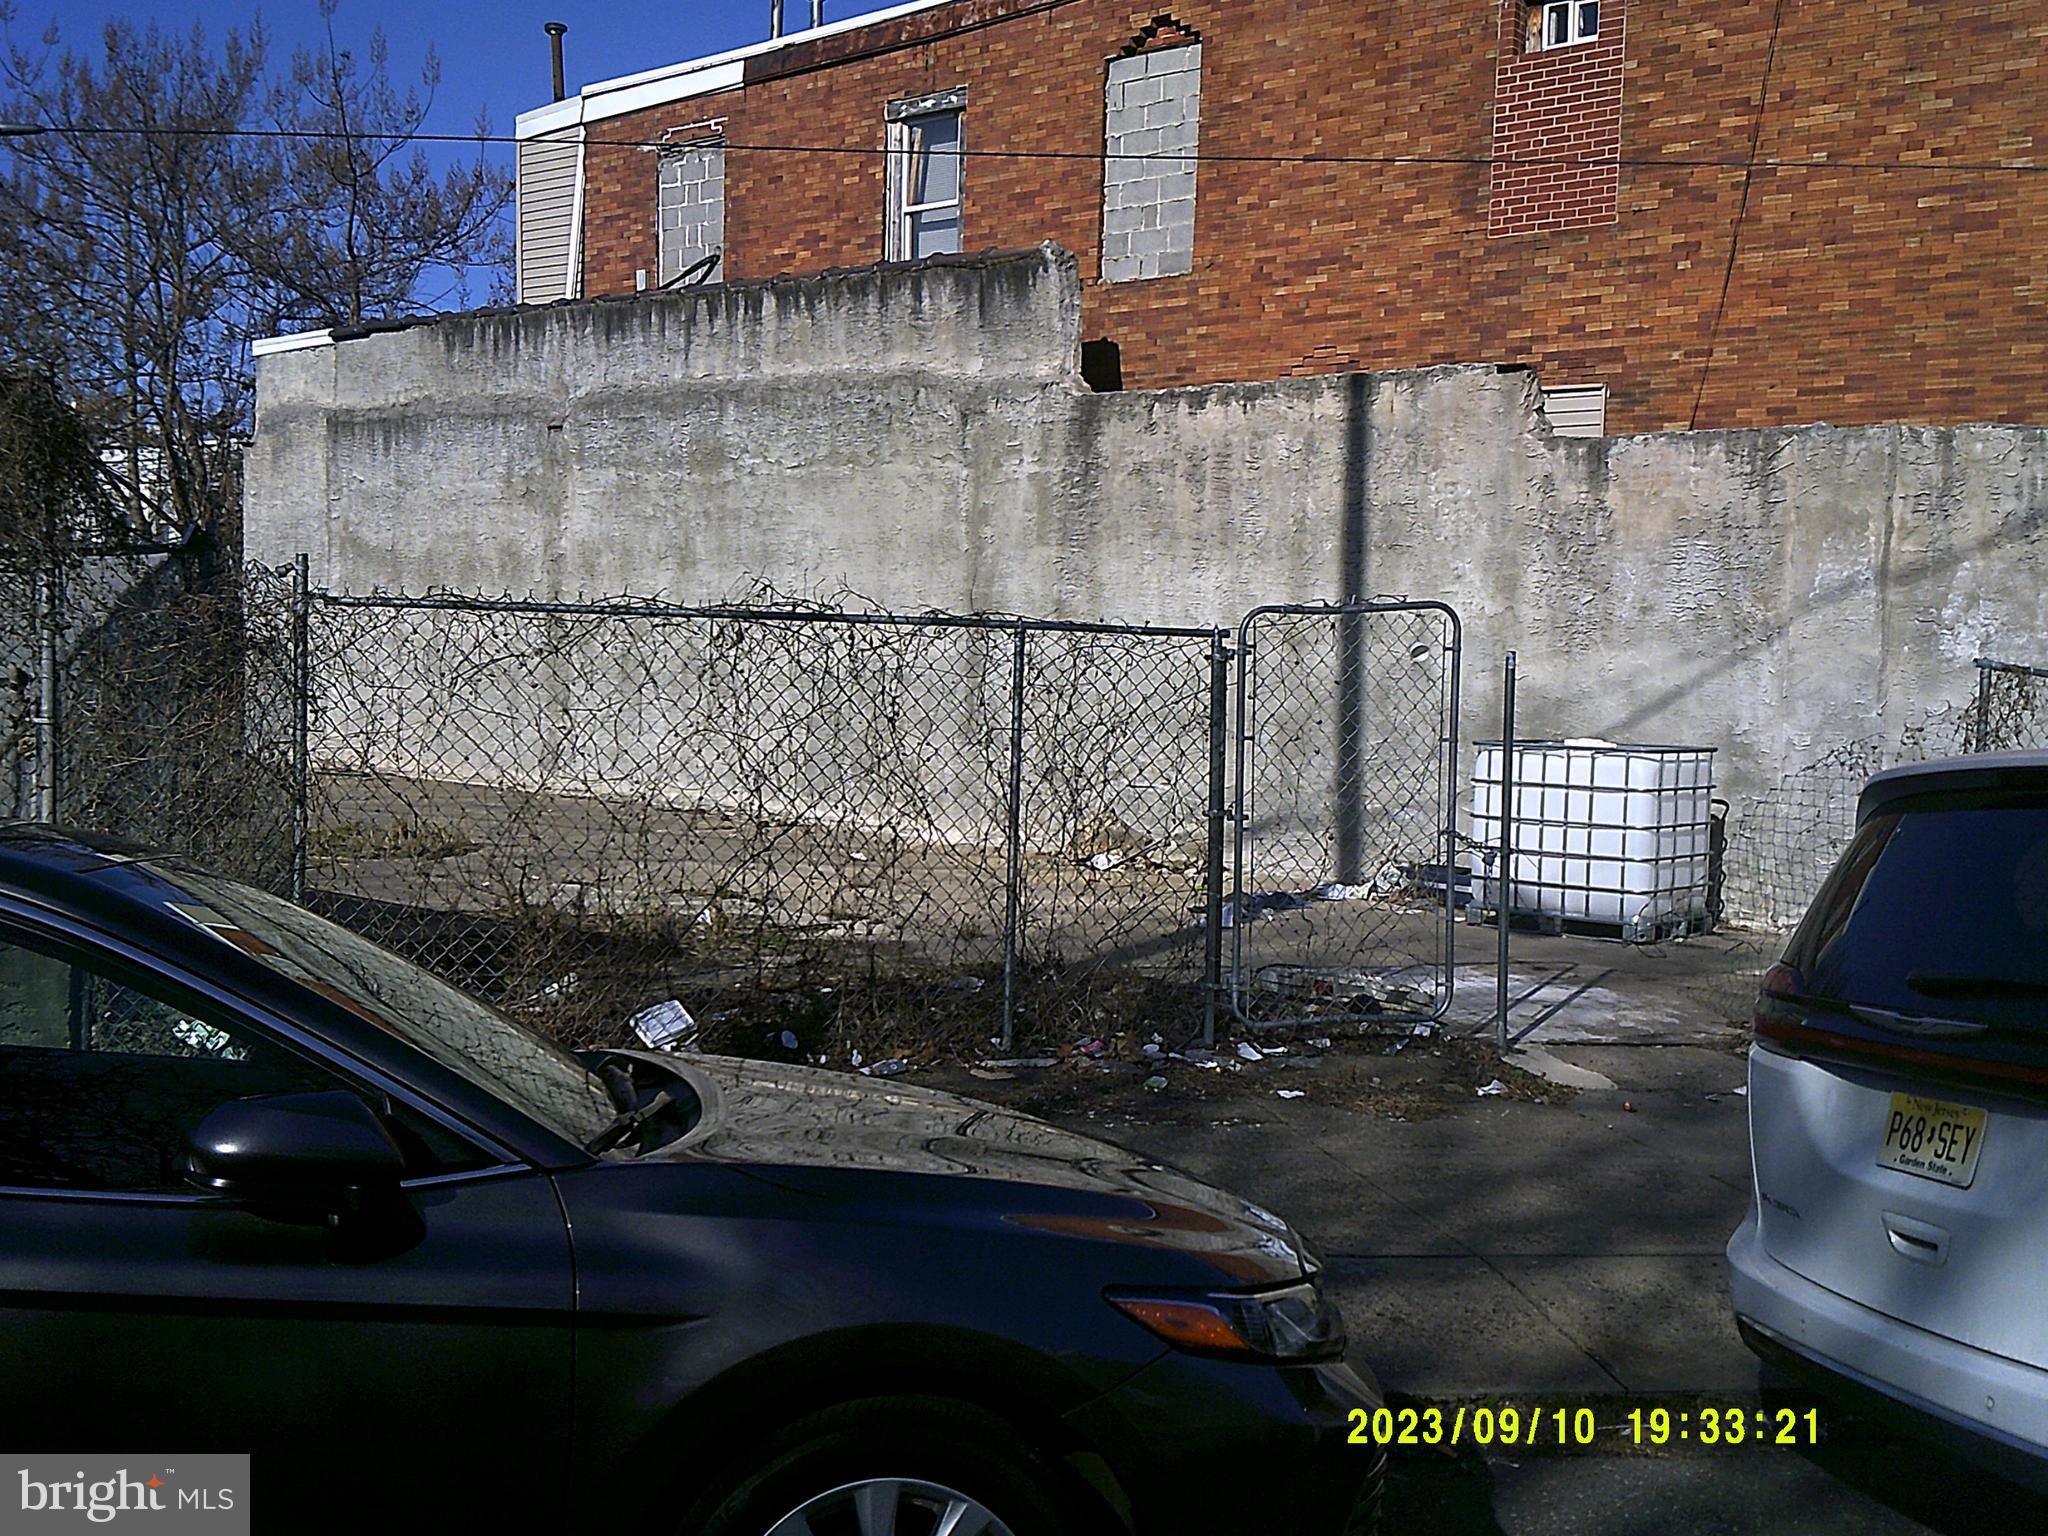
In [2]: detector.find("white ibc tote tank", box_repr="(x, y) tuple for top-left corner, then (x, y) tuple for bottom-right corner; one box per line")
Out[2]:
(1471, 739), (1717, 941)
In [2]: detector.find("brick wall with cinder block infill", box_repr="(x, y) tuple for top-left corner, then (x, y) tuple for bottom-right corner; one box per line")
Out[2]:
(1100, 35), (1201, 282)
(569, 0), (2048, 433)
(657, 140), (726, 285)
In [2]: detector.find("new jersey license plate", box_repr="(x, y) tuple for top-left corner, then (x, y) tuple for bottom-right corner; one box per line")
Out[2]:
(1877, 1093), (1987, 1189)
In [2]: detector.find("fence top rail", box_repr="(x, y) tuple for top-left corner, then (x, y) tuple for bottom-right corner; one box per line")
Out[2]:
(1977, 656), (2048, 680)
(1235, 598), (1464, 649)
(305, 588), (1225, 641)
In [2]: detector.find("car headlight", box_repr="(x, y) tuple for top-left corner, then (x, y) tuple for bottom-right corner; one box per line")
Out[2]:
(1106, 1277), (1346, 1363)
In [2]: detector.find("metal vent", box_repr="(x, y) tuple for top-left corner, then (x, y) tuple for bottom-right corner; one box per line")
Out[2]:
(1541, 383), (1608, 438)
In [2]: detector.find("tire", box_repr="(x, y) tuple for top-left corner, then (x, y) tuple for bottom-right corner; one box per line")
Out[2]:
(685, 1395), (1094, 1536)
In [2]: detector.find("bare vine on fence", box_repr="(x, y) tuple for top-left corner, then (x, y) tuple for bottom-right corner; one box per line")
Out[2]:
(299, 583), (1219, 1055)
(1723, 663), (2044, 933)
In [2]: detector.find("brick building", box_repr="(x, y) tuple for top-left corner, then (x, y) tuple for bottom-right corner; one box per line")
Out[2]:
(514, 0), (2048, 433)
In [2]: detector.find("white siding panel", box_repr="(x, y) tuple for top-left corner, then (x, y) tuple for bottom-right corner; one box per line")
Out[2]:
(517, 133), (585, 304)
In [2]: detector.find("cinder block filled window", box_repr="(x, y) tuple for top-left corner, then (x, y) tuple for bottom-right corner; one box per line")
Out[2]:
(1531, 0), (1599, 49)
(1100, 42), (1201, 283)
(657, 139), (725, 287)
(886, 88), (967, 261)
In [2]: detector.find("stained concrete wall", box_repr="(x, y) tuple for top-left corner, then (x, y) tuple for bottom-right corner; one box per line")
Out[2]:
(248, 244), (2048, 818)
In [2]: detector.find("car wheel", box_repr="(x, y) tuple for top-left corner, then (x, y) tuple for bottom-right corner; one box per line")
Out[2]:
(687, 1395), (1094, 1536)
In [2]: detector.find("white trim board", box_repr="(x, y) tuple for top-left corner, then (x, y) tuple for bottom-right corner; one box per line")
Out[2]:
(515, 0), (964, 137)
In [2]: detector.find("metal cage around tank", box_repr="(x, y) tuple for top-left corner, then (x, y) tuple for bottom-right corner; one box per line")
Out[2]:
(1471, 739), (1717, 943)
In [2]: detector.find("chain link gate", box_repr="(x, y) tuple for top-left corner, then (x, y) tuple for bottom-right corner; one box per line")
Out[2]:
(1228, 602), (1462, 1030)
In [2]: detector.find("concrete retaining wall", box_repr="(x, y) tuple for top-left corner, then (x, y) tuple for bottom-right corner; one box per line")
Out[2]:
(248, 244), (2048, 820)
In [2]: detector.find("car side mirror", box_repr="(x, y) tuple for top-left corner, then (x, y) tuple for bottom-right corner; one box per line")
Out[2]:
(183, 1091), (406, 1217)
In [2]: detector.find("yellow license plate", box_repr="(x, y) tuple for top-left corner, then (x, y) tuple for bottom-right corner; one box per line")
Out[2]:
(1877, 1093), (1988, 1189)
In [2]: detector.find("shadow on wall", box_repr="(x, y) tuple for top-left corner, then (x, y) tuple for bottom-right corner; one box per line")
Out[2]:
(1587, 450), (2032, 745)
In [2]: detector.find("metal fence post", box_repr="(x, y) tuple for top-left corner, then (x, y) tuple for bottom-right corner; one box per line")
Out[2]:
(1974, 658), (1994, 755)
(33, 562), (59, 824)
(290, 554), (312, 904)
(1000, 624), (1028, 1052)
(1202, 630), (1230, 1048)
(1495, 650), (1517, 1057)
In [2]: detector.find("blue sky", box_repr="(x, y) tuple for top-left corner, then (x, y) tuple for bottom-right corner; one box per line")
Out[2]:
(9, 0), (893, 135)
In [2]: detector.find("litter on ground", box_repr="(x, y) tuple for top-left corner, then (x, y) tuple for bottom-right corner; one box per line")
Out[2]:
(629, 999), (698, 1051)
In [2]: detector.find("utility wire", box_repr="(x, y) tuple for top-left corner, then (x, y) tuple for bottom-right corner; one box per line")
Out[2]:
(11, 121), (2047, 179)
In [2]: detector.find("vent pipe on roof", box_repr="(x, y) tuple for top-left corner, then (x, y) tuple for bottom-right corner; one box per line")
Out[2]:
(544, 22), (568, 102)
(770, 2), (818, 40)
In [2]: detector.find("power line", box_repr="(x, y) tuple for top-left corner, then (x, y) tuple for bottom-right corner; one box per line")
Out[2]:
(1690, 0), (1791, 431)
(12, 120), (2048, 179)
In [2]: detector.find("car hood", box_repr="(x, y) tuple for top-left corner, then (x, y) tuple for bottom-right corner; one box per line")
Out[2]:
(633, 1053), (1314, 1285)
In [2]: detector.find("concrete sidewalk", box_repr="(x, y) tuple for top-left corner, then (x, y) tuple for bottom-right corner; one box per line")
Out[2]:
(1439, 924), (1776, 1048)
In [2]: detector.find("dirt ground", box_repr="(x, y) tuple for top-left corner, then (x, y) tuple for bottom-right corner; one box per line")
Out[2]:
(920, 1028), (1570, 1126)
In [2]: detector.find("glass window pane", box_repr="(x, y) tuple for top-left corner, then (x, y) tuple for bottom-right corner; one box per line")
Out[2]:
(1545, 5), (1567, 46)
(0, 940), (72, 1047)
(910, 206), (961, 258)
(1578, 2), (1599, 39)
(909, 112), (962, 207)
(1788, 803), (2048, 1035)
(0, 932), (343, 1191)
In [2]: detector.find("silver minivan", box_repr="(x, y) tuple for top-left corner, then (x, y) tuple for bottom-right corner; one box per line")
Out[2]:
(1728, 752), (2048, 1483)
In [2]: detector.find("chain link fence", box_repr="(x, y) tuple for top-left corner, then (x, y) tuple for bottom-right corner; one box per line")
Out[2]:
(297, 590), (1223, 1058)
(1971, 657), (2048, 755)
(62, 560), (298, 887)
(0, 561), (36, 818)
(2, 553), (296, 887)
(26, 550), (2028, 1062)
(1722, 657), (2046, 932)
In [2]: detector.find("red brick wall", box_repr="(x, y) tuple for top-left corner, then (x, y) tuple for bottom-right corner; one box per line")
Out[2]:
(1489, 0), (1624, 236)
(574, 0), (2048, 432)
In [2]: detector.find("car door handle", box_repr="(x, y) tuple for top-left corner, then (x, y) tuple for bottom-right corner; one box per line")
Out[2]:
(1882, 1211), (1950, 1266)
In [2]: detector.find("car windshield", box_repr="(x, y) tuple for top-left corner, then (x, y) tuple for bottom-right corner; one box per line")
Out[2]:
(155, 865), (616, 1148)
(1786, 795), (2048, 1035)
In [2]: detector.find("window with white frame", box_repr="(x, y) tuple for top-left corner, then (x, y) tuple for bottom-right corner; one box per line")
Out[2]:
(885, 89), (966, 261)
(1532, 0), (1599, 49)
